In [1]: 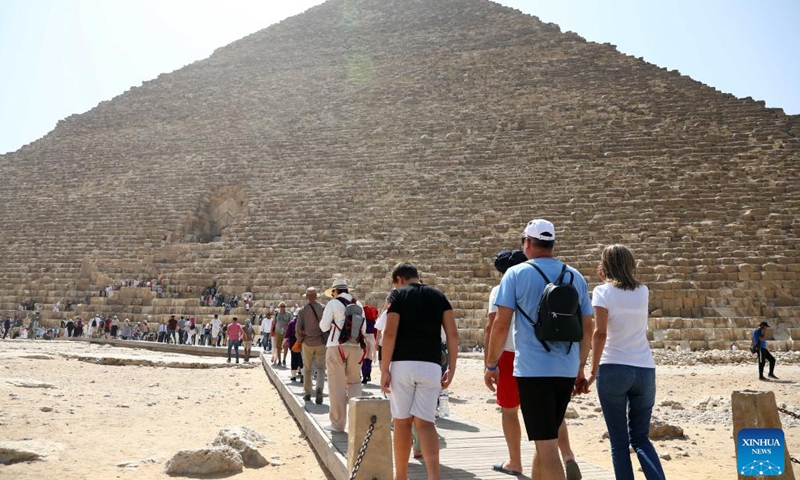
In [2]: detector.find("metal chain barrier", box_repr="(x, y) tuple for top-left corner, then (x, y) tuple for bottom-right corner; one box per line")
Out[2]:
(349, 415), (377, 480)
(777, 406), (800, 420)
(777, 407), (800, 464)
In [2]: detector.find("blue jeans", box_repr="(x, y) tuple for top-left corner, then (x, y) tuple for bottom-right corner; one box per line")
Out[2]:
(227, 340), (241, 361)
(596, 364), (666, 480)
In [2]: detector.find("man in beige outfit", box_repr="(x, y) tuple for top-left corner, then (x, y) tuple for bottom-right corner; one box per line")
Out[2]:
(296, 287), (327, 405)
(319, 280), (366, 432)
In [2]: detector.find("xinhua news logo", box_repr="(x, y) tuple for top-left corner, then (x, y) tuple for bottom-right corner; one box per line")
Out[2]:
(737, 428), (785, 476)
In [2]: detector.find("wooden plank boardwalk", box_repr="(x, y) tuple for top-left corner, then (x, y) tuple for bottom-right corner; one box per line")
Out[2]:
(260, 353), (615, 480)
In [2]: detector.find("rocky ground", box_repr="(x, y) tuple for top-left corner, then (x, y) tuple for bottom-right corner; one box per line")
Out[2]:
(0, 340), (798, 479)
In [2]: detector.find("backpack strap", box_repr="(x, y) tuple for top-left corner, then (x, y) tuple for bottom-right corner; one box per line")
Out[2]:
(308, 303), (320, 322)
(515, 302), (551, 353)
(526, 260), (551, 284)
(529, 260), (573, 286)
(555, 264), (575, 285)
(334, 296), (352, 307)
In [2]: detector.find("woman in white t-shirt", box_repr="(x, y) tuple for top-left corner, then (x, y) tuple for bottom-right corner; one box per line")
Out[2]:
(587, 245), (666, 480)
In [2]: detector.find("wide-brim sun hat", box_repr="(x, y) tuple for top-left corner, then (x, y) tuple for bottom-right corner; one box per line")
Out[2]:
(324, 279), (349, 298)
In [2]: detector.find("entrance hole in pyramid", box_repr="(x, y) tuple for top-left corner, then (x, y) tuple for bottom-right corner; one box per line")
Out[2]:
(180, 186), (248, 244)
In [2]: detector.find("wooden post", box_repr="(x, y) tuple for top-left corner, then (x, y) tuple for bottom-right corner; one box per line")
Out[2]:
(731, 390), (796, 480)
(347, 397), (392, 480)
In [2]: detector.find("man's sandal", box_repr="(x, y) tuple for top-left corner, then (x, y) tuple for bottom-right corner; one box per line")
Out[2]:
(491, 462), (521, 476)
(565, 460), (582, 480)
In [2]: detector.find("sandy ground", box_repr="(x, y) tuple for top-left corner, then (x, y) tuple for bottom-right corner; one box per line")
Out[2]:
(1, 339), (798, 480)
(0, 340), (332, 480)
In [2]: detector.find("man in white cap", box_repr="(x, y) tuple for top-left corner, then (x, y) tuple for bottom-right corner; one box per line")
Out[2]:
(319, 280), (366, 432)
(484, 219), (593, 480)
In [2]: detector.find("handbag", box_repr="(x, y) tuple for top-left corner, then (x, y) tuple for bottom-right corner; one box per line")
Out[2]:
(291, 341), (302, 353)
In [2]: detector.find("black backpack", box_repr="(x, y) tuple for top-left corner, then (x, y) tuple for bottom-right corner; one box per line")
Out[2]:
(517, 261), (583, 352)
(335, 297), (366, 348)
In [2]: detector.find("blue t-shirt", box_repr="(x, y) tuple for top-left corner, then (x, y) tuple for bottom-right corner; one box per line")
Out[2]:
(753, 328), (766, 348)
(495, 257), (593, 378)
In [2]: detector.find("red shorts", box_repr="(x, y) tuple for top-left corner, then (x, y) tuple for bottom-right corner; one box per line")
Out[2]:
(496, 350), (520, 408)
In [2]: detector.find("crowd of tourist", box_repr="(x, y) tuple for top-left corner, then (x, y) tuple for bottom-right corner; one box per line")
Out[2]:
(198, 285), (263, 314)
(98, 277), (166, 298)
(0, 301), (300, 347)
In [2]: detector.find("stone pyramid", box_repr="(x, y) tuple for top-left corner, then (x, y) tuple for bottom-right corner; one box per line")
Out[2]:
(1, 0), (798, 348)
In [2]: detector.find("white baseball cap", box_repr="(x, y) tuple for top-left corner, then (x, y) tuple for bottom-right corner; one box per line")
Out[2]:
(520, 219), (555, 241)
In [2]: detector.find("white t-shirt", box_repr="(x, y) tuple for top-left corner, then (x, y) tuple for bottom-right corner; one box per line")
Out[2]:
(375, 310), (387, 346)
(261, 318), (273, 335)
(488, 285), (515, 352)
(592, 283), (655, 369)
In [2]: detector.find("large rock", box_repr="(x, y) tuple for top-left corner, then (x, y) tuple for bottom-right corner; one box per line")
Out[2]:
(0, 440), (63, 464)
(0, 442), (42, 465)
(212, 426), (269, 468)
(649, 418), (685, 440)
(563, 406), (580, 419)
(0, 445), (43, 465)
(164, 446), (243, 476)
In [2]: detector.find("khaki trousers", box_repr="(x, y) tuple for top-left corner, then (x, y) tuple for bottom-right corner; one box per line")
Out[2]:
(326, 345), (363, 431)
(302, 343), (327, 395)
(364, 334), (376, 362)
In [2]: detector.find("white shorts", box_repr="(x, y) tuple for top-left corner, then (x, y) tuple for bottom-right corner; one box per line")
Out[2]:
(211, 328), (220, 337)
(388, 361), (442, 423)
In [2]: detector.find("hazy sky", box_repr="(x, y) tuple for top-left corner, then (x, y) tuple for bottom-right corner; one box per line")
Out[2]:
(1, 0), (798, 154)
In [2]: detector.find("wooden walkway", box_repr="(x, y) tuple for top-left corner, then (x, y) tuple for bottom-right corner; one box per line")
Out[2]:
(259, 353), (615, 480)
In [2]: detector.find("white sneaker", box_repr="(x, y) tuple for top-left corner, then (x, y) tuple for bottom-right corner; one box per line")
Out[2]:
(323, 424), (344, 433)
